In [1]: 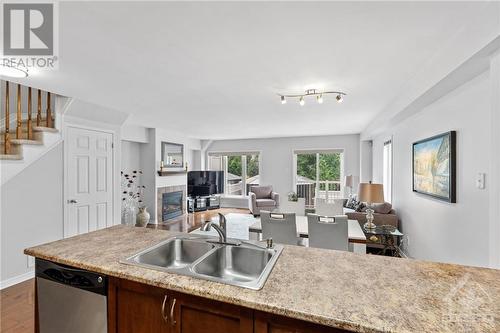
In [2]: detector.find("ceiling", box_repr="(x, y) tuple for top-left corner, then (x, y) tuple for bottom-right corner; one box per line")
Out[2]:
(6, 1), (496, 140)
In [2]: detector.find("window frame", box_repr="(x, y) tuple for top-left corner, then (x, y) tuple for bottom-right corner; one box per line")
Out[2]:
(207, 151), (261, 197)
(292, 148), (345, 205)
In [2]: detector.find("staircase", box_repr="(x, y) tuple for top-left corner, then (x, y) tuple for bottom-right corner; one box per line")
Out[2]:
(1, 80), (62, 185)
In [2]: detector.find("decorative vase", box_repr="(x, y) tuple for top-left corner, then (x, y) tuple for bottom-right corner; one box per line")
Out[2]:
(136, 206), (150, 227)
(122, 197), (137, 226)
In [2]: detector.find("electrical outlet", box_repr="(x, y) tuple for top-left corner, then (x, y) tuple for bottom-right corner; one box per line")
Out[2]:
(27, 256), (35, 268)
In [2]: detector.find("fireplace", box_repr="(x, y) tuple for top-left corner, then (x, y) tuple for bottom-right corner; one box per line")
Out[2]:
(157, 185), (187, 223)
(162, 191), (183, 221)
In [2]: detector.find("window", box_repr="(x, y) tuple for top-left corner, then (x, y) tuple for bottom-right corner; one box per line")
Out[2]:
(383, 140), (392, 203)
(294, 150), (343, 207)
(208, 152), (260, 196)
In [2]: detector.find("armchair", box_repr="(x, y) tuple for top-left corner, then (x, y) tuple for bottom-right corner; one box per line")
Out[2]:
(248, 185), (280, 216)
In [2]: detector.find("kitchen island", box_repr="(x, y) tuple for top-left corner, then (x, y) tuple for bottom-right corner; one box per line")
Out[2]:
(25, 225), (499, 333)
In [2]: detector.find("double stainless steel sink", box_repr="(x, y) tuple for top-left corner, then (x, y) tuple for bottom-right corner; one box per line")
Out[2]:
(121, 235), (283, 290)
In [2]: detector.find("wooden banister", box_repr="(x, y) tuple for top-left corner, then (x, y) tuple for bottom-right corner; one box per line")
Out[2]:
(46, 92), (52, 128)
(37, 89), (42, 126)
(4, 82), (10, 154)
(27, 87), (32, 139)
(16, 84), (21, 139)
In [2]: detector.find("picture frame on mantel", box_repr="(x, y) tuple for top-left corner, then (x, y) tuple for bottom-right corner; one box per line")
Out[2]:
(412, 131), (456, 203)
(161, 141), (184, 168)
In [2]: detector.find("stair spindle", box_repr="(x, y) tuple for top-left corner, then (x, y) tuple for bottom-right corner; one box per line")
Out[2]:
(4, 82), (10, 154)
(46, 92), (52, 128)
(27, 87), (33, 139)
(16, 84), (22, 139)
(37, 89), (42, 126)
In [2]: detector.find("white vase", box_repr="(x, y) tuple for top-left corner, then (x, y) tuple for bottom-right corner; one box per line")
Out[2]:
(136, 206), (150, 227)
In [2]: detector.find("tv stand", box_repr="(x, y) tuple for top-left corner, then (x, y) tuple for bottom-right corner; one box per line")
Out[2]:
(187, 195), (220, 213)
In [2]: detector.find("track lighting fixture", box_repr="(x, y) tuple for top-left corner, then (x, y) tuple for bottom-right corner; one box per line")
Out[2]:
(278, 89), (346, 106)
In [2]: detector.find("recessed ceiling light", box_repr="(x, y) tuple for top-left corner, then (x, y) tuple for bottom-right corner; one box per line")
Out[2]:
(0, 64), (28, 78)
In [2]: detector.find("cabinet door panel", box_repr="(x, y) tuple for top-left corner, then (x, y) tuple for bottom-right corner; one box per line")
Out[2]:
(108, 278), (170, 333)
(254, 311), (349, 333)
(171, 292), (253, 333)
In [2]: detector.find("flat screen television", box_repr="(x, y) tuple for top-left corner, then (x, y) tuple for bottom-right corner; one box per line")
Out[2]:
(187, 171), (224, 197)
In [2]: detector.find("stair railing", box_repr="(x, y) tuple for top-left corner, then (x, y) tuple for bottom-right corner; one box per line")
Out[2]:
(2, 80), (55, 155)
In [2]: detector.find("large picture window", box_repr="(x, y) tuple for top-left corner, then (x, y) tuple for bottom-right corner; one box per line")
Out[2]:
(294, 149), (344, 207)
(208, 152), (260, 196)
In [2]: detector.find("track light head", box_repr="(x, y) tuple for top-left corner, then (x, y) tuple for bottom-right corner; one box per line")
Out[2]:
(280, 95), (286, 104)
(317, 94), (323, 104)
(336, 94), (343, 103)
(299, 96), (305, 106)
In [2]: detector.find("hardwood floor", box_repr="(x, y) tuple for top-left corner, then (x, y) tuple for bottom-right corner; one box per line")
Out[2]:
(0, 209), (250, 333)
(0, 279), (34, 333)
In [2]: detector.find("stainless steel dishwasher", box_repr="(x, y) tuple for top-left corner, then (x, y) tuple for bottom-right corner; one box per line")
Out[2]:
(36, 258), (108, 333)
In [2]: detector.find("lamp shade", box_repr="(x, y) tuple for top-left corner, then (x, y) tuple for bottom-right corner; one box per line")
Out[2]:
(358, 183), (384, 203)
(344, 175), (353, 188)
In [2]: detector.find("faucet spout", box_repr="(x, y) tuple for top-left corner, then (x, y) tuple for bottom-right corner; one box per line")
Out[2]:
(201, 213), (241, 246)
(202, 221), (226, 243)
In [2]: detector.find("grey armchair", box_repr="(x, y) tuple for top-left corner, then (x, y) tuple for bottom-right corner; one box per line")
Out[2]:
(248, 185), (280, 216)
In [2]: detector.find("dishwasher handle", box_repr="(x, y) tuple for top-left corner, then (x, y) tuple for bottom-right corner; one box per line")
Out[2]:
(36, 258), (107, 296)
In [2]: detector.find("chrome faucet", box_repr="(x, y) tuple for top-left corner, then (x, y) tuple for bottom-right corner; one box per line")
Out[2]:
(201, 213), (240, 246)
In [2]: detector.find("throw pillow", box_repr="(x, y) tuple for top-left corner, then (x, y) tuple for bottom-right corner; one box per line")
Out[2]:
(373, 202), (392, 214)
(355, 202), (366, 212)
(346, 198), (358, 209)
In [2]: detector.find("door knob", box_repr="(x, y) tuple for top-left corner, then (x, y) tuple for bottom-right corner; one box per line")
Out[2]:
(67, 199), (77, 204)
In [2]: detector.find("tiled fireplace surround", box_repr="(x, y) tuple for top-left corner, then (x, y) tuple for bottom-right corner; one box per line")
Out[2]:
(157, 185), (187, 223)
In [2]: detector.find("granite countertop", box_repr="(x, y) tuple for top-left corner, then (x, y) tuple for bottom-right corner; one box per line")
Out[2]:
(25, 225), (500, 333)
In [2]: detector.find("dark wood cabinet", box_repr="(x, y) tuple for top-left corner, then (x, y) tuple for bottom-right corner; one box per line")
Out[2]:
(171, 292), (253, 333)
(108, 277), (350, 333)
(108, 278), (171, 333)
(254, 311), (348, 333)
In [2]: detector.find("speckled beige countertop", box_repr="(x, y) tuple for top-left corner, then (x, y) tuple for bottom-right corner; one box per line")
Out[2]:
(25, 225), (499, 333)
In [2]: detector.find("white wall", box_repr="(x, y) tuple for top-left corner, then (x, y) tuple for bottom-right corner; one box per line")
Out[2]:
(359, 140), (373, 183)
(206, 134), (360, 200)
(121, 140), (142, 173)
(372, 71), (492, 267)
(0, 143), (64, 286)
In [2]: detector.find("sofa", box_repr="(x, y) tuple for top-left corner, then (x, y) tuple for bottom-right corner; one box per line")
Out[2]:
(343, 202), (399, 228)
(249, 185), (280, 216)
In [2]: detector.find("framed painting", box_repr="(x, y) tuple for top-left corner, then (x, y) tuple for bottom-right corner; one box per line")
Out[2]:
(412, 131), (456, 203)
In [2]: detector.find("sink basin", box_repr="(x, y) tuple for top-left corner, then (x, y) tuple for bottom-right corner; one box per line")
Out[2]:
(130, 237), (215, 269)
(122, 235), (283, 290)
(192, 246), (272, 283)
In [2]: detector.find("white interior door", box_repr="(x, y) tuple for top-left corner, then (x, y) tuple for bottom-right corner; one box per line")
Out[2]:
(65, 127), (113, 237)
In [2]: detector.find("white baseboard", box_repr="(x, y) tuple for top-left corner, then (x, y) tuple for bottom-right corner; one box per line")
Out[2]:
(0, 270), (34, 290)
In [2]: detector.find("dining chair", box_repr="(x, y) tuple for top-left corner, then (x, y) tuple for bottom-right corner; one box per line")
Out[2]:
(315, 198), (344, 216)
(307, 214), (349, 251)
(279, 198), (306, 216)
(260, 211), (298, 245)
